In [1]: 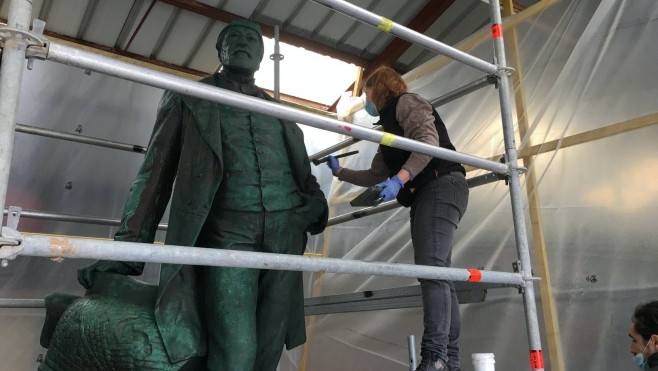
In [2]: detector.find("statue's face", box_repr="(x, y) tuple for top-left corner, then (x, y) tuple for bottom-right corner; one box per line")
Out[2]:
(220, 26), (263, 74)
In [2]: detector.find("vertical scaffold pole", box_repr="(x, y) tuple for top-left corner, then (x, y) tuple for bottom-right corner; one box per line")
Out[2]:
(0, 0), (32, 235)
(487, 2), (545, 370)
(272, 25), (282, 101)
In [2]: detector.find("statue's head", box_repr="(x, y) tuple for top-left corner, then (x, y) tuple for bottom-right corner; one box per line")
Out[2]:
(216, 19), (264, 76)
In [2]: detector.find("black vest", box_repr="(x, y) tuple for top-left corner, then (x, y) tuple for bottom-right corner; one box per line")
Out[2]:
(378, 94), (465, 192)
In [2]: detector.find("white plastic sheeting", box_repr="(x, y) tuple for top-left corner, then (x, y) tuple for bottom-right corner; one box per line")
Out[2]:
(294, 1), (658, 370)
(0, 0), (656, 370)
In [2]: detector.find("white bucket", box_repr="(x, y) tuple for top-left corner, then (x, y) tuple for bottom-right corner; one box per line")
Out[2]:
(471, 353), (495, 371)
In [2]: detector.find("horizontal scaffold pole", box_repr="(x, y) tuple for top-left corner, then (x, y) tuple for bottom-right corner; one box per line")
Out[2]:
(0, 298), (44, 308)
(44, 42), (509, 175)
(3, 172), (502, 231)
(312, 0), (499, 75)
(327, 200), (400, 226)
(16, 123), (147, 154)
(13, 233), (525, 286)
(429, 75), (497, 107)
(327, 171), (504, 226)
(2, 208), (168, 230)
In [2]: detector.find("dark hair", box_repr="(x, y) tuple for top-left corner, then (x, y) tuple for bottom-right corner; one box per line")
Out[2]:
(363, 66), (407, 109)
(632, 300), (658, 340)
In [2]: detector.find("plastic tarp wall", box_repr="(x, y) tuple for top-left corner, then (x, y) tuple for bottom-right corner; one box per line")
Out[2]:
(296, 1), (658, 370)
(0, 62), (167, 370)
(0, 0), (656, 370)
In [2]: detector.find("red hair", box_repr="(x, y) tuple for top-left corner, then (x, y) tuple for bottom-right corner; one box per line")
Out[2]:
(363, 66), (407, 109)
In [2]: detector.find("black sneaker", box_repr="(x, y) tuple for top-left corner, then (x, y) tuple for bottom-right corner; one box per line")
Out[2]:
(449, 368), (461, 371)
(415, 351), (447, 371)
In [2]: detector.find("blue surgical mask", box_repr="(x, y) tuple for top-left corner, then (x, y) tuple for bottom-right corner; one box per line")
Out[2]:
(633, 341), (651, 370)
(365, 101), (379, 117)
(633, 353), (648, 370)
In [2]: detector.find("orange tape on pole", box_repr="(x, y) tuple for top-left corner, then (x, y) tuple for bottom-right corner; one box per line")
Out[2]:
(467, 268), (482, 282)
(529, 350), (544, 369)
(491, 23), (503, 39)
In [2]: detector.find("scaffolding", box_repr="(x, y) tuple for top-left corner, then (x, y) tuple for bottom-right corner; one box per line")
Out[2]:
(0, 0), (545, 369)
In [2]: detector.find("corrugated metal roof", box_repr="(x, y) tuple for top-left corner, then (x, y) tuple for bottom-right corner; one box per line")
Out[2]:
(0, 0), (541, 106)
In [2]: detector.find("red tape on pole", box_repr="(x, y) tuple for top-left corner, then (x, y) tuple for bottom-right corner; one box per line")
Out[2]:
(491, 24), (503, 39)
(467, 268), (482, 282)
(529, 350), (544, 369)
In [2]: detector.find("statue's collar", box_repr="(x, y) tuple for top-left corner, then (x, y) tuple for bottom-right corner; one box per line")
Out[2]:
(219, 69), (255, 85)
(217, 69), (260, 96)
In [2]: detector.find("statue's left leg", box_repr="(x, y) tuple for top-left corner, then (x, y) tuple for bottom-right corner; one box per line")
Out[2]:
(203, 265), (259, 371)
(255, 210), (305, 371)
(197, 209), (265, 371)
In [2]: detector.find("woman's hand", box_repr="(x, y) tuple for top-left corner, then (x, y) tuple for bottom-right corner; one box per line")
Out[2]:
(376, 175), (405, 201)
(326, 155), (340, 176)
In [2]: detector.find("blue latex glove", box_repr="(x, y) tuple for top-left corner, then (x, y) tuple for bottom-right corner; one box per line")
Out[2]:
(376, 175), (404, 202)
(326, 155), (340, 176)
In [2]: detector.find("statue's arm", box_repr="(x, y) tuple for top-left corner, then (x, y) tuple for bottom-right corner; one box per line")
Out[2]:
(114, 91), (183, 246)
(301, 171), (328, 235)
(293, 127), (329, 236)
(78, 91), (184, 288)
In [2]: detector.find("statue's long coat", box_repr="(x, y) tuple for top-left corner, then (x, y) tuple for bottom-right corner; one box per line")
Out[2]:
(114, 73), (328, 363)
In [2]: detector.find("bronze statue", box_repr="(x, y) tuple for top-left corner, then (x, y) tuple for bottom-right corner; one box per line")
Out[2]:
(40, 19), (328, 371)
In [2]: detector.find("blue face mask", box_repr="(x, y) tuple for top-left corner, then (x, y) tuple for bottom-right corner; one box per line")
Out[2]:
(633, 341), (651, 370)
(633, 353), (648, 370)
(365, 101), (378, 117)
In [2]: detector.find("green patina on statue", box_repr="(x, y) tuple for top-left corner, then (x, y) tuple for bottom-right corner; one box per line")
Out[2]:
(39, 19), (328, 371)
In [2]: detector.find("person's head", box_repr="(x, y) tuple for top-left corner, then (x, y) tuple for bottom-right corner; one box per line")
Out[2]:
(363, 66), (408, 112)
(629, 300), (658, 368)
(216, 19), (265, 76)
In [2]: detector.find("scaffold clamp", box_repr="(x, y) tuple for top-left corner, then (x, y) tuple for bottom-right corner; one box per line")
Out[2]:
(0, 228), (24, 265)
(511, 261), (539, 293)
(0, 207), (24, 266)
(500, 157), (528, 177)
(0, 19), (50, 70)
(486, 74), (499, 89)
(513, 165), (528, 174)
(497, 66), (516, 77)
(269, 52), (284, 61)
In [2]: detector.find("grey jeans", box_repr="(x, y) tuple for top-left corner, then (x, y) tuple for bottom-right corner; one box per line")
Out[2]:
(410, 171), (469, 368)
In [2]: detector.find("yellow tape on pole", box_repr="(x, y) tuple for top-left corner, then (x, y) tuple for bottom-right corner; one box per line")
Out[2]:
(380, 133), (395, 146)
(377, 17), (394, 33)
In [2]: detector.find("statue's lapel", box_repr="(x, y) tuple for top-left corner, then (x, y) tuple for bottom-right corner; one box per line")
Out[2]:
(180, 74), (223, 159)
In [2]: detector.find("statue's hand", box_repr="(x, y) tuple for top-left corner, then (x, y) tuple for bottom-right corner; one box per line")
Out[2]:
(295, 196), (325, 231)
(77, 260), (134, 289)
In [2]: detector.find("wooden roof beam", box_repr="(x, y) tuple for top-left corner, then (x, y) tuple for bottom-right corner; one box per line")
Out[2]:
(328, 0), (455, 111)
(157, 0), (369, 67)
(365, 0), (455, 74)
(0, 20), (330, 112)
